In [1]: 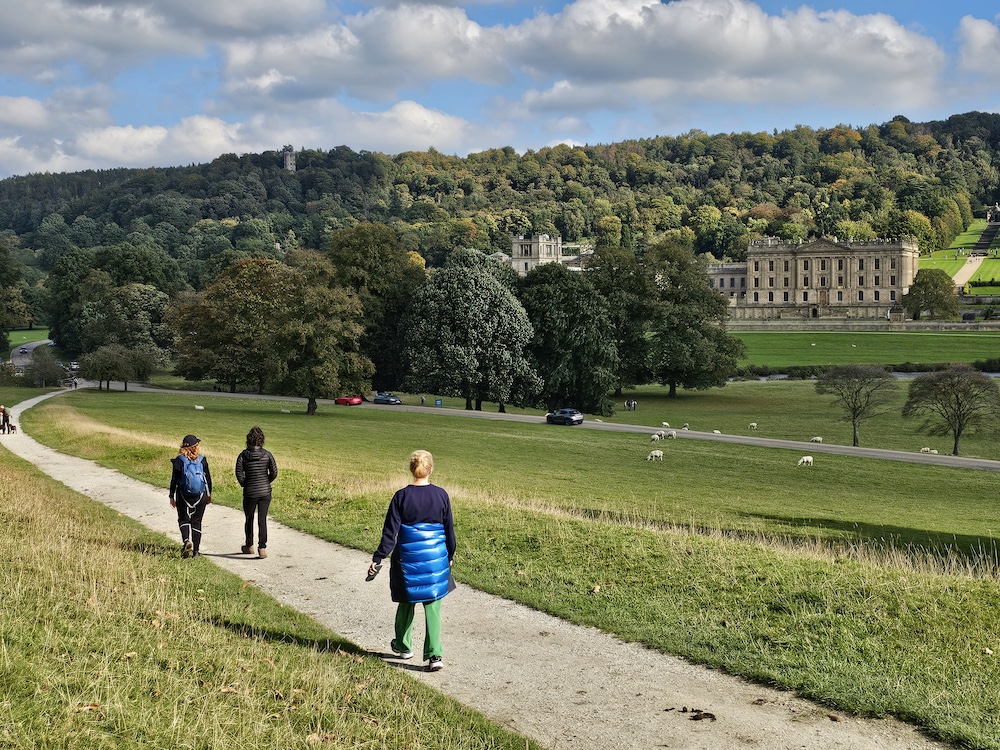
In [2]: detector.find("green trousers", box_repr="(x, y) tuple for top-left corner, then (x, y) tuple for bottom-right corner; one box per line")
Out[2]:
(394, 598), (443, 661)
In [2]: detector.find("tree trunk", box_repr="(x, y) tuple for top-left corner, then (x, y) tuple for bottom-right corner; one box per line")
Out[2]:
(306, 397), (318, 415)
(852, 422), (859, 447)
(614, 385), (623, 397)
(475, 398), (483, 411)
(464, 397), (473, 410)
(953, 428), (962, 456)
(668, 381), (677, 398)
(123, 380), (128, 392)
(230, 380), (237, 393)
(498, 402), (506, 413)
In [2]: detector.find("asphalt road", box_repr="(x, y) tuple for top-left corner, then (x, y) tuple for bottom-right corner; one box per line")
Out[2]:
(121, 383), (1000, 473)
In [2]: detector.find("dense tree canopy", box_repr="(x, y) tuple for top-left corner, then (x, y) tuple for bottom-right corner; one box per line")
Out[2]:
(903, 269), (960, 320)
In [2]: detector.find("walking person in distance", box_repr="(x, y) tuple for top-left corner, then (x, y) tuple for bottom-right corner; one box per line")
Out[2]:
(368, 449), (456, 672)
(235, 425), (278, 559)
(169, 434), (212, 558)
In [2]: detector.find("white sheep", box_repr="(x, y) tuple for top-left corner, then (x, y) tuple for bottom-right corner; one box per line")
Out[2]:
(749, 422), (758, 430)
(280, 409), (291, 414)
(665, 430), (677, 439)
(661, 422), (670, 428)
(682, 423), (689, 430)
(194, 405), (205, 411)
(920, 447), (931, 454)
(712, 430), (721, 434)
(809, 436), (823, 443)
(797, 455), (813, 466)
(594, 418), (603, 422)
(929, 449), (938, 454)
(646, 450), (664, 461)
(650, 433), (661, 442)
(656, 430), (666, 438)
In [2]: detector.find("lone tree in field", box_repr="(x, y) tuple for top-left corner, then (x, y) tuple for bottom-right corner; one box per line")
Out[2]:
(902, 268), (959, 321)
(902, 365), (1000, 455)
(815, 365), (899, 446)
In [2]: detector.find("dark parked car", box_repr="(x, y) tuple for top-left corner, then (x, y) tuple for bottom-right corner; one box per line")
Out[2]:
(373, 392), (402, 405)
(546, 408), (584, 425)
(18, 347), (27, 354)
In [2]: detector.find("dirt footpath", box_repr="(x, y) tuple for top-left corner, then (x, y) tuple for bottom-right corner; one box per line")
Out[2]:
(6, 391), (951, 750)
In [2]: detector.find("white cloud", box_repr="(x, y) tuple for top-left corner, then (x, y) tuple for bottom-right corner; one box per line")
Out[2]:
(957, 16), (1000, 74)
(0, 98), (49, 129)
(507, 0), (945, 116)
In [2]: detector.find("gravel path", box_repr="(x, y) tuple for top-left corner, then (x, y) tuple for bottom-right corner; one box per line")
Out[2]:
(5, 390), (952, 750)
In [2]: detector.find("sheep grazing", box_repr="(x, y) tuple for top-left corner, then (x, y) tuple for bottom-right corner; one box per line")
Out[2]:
(749, 422), (758, 430)
(656, 430), (666, 438)
(809, 436), (823, 443)
(929, 449), (938, 454)
(797, 455), (814, 466)
(650, 433), (661, 442)
(280, 409), (291, 414)
(661, 422), (670, 428)
(194, 405), (205, 411)
(920, 447), (931, 454)
(712, 430), (721, 434)
(646, 450), (664, 461)
(682, 423), (689, 430)
(665, 430), (677, 439)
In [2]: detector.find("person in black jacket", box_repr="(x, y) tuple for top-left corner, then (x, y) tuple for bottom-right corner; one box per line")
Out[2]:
(168, 434), (212, 558)
(235, 425), (278, 559)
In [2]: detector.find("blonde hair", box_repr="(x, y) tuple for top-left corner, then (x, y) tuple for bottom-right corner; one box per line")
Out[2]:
(409, 450), (434, 479)
(179, 443), (200, 461)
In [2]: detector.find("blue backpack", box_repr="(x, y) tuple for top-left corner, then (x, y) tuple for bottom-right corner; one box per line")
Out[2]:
(179, 455), (207, 496)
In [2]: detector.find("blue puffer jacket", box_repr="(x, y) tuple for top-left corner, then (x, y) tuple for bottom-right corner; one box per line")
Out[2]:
(394, 522), (451, 603)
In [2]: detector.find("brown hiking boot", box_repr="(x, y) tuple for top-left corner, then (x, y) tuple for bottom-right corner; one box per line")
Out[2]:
(258, 548), (267, 559)
(241, 545), (254, 554)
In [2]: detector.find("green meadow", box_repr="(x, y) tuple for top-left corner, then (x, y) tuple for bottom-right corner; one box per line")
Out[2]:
(735, 330), (1000, 368)
(17, 386), (1000, 749)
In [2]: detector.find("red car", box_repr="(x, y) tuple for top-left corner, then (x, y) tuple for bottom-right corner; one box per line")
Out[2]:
(334, 396), (362, 406)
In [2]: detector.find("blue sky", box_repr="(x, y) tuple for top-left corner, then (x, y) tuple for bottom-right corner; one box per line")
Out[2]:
(0, 0), (997, 178)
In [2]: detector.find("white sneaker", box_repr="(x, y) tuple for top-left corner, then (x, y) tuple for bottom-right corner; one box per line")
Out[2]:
(390, 640), (413, 659)
(428, 655), (444, 671)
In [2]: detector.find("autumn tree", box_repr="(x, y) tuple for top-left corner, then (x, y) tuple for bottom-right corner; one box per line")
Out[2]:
(902, 365), (1000, 456)
(815, 365), (899, 446)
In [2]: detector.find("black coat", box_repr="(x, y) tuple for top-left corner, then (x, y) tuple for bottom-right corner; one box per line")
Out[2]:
(235, 447), (277, 499)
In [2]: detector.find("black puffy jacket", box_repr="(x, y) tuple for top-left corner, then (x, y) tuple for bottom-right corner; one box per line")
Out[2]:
(235, 447), (277, 499)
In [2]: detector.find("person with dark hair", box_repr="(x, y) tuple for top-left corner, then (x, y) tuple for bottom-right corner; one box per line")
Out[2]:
(235, 425), (278, 559)
(168, 434), (212, 558)
(368, 449), (456, 672)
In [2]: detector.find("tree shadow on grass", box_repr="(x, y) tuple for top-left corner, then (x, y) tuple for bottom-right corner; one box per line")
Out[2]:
(741, 511), (1000, 563)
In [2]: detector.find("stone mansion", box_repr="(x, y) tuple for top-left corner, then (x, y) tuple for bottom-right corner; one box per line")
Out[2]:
(708, 236), (920, 320)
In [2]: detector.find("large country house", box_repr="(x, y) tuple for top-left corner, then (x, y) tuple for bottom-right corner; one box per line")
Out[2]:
(708, 236), (920, 320)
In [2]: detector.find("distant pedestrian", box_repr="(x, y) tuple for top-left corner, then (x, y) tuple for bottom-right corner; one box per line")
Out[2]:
(368, 449), (456, 672)
(420, 394), (426, 406)
(0, 405), (7, 434)
(168, 434), (212, 558)
(235, 425), (278, 559)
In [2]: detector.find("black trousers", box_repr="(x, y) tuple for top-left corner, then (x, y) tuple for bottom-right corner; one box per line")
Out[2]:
(243, 496), (271, 549)
(175, 492), (209, 552)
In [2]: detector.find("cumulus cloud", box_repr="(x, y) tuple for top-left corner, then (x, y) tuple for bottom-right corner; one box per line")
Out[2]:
(957, 16), (1000, 74)
(220, 4), (507, 105)
(507, 0), (945, 116)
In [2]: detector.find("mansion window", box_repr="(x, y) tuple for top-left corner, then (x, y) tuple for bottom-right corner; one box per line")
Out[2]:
(803, 260), (810, 271)
(753, 261), (760, 272)
(874, 291), (880, 301)
(783, 260), (790, 272)
(783, 292), (789, 302)
(890, 291), (897, 301)
(803, 276), (810, 287)
(820, 259), (827, 271)
(837, 259), (844, 271)
(890, 275), (896, 285)
(802, 291), (809, 302)
(768, 277), (775, 287)
(741, 278), (746, 288)
(837, 291), (843, 302)
(837, 275), (843, 286)
(858, 291), (864, 301)
(859, 259), (865, 271)
(890, 258), (897, 269)
(783, 277), (790, 287)
(875, 258), (881, 270)
(730, 278), (735, 288)
(768, 260), (774, 271)
(768, 292), (774, 302)
(719, 279), (725, 289)
(819, 276), (826, 287)
(753, 292), (759, 302)
(874, 275), (880, 286)
(754, 277), (760, 288)
(859, 276), (864, 286)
